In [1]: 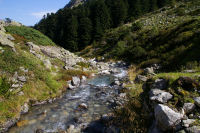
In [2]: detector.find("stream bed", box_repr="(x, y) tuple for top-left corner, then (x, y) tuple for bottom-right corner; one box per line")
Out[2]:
(8, 67), (127, 133)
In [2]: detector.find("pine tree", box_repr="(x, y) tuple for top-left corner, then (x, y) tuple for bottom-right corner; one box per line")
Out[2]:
(78, 17), (92, 50)
(111, 0), (127, 26)
(91, 0), (111, 30)
(128, 0), (142, 18)
(64, 15), (79, 51)
(149, 0), (158, 11)
(93, 18), (103, 41)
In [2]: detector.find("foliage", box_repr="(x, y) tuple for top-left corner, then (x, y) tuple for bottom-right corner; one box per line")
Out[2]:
(5, 26), (55, 46)
(80, 0), (200, 71)
(0, 77), (11, 98)
(34, 0), (174, 52)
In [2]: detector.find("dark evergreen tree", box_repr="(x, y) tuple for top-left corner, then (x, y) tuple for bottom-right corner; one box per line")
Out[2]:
(128, 0), (142, 18)
(78, 17), (92, 49)
(150, 0), (158, 11)
(64, 15), (79, 51)
(111, 0), (127, 26)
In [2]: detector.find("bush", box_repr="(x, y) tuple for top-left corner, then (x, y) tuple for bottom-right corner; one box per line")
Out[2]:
(0, 77), (11, 98)
(5, 26), (55, 46)
(131, 22), (142, 31)
(131, 46), (146, 58)
(111, 41), (127, 57)
(176, 8), (186, 16)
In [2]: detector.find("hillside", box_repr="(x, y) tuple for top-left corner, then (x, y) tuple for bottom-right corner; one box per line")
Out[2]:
(34, 0), (175, 52)
(80, 0), (200, 71)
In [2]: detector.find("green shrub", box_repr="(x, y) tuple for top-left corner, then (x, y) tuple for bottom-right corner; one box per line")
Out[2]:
(45, 74), (62, 93)
(111, 41), (127, 57)
(5, 26), (55, 46)
(0, 77), (11, 98)
(131, 22), (142, 31)
(176, 8), (186, 16)
(77, 62), (90, 68)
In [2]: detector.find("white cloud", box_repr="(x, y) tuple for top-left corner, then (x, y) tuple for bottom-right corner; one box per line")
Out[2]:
(31, 10), (56, 19)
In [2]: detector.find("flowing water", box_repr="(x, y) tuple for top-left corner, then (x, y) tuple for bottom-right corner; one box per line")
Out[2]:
(8, 68), (127, 133)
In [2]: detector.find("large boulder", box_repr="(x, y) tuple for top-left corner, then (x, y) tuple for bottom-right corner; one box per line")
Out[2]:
(0, 31), (15, 48)
(149, 89), (173, 103)
(183, 103), (196, 114)
(182, 119), (195, 128)
(154, 104), (184, 131)
(152, 78), (168, 90)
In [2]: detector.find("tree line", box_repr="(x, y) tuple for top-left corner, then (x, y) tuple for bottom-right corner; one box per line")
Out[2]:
(35, 0), (175, 52)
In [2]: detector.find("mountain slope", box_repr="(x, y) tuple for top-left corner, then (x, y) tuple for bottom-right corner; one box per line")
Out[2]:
(79, 0), (200, 70)
(34, 0), (174, 52)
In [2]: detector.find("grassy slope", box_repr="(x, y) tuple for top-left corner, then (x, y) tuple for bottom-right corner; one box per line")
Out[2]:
(80, 0), (200, 70)
(5, 26), (55, 46)
(0, 26), (89, 127)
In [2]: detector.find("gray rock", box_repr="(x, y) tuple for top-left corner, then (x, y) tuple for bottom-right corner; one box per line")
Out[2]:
(19, 67), (28, 73)
(0, 31), (15, 49)
(7, 34), (15, 41)
(18, 76), (26, 82)
(21, 103), (29, 114)
(119, 93), (126, 98)
(183, 103), (196, 114)
(101, 70), (110, 75)
(11, 84), (20, 88)
(185, 126), (200, 133)
(72, 76), (81, 86)
(149, 89), (173, 103)
(154, 104), (184, 131)
(182, 119), (195, 128)
(18, 91), (24, 96)
(194, 97), (200, 107)
(152, 78), (168, 90)
(114, 80), (120, 86)
(43, 59), (52, 69)
(135, 75), (148, 82)
(26, 42), (41, 53)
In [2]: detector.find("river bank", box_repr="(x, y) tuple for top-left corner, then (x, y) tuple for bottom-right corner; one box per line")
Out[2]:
(3, 62), (128, 133)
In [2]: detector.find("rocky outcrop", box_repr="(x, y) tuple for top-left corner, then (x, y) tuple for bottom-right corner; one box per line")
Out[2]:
(0, 20), (16, 51)
(65, 0), (86, 8)
(154, 104), (184, 131)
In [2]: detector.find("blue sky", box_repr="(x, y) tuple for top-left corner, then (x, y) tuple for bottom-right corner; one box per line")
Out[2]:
(0, 0), (70, 26)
